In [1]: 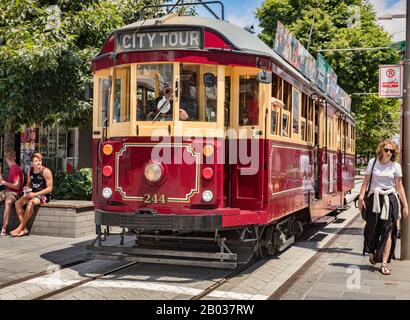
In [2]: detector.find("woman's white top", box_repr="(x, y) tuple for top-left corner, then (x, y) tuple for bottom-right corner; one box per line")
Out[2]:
(365, 158), (402, 193)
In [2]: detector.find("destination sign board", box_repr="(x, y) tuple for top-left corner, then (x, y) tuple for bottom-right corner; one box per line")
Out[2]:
(117, 29), (203, 52)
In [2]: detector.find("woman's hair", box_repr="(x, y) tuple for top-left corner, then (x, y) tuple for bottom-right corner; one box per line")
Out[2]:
(30, 152), (43, 162)
(376, 139), (399, 162)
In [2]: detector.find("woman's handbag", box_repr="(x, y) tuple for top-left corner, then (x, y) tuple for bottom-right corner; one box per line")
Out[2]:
(355, 159), (376, 220)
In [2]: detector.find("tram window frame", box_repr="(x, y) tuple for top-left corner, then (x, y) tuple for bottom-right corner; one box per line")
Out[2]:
(179, 64), (218, 123)
(271, 105), (280, 135)
(97, 77), (111, 128)
(291, 88), (301, 137)
(307, 97), (314, 143)
(113, 66), (131, 123)
(272, 73), (283, 100)
(301, 93), (307, 141)
(239, 75), (259, 126)
(136, 63), (174, 122)
(281, 81), (292, 138)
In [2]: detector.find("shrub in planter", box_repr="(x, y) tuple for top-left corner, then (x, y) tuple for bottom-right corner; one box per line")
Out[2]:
(52, 168), (92, 200)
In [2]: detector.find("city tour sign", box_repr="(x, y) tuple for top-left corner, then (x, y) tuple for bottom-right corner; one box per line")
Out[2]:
(379, 64), (403, 98)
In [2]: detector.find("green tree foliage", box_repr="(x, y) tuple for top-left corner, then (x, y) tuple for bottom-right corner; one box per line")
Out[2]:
(0, 0), (166, 135)
(256, 0), (401, 158)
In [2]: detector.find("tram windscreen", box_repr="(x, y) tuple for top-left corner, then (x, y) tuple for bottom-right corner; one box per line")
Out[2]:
(180, 64), (217, 122)
(239, 76), (259, 126)
(136, 64), (174, 121)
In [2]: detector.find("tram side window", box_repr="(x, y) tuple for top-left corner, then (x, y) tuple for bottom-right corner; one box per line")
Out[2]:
(180, 64), (218, 122)
(292, 88), (300, 135)
(98, 78), (110, 127)
(281, 81), (292, 137)
(301, 94), (307, 141)
(239, 76), (259, 126)
(136, 64), (174, 121)
(113, 67), (130, 123)
(307, 97), (314, 143)
(352, 126), (355, 153)
(272, 73), (283, 100)
(225, 76), (231, 127)
(271, 106), (280, 135)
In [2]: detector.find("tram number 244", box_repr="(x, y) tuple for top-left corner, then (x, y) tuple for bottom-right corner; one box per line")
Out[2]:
(143, 194), (167, 204)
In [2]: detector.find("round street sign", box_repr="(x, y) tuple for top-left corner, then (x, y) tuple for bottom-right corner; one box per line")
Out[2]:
(386, 69), (395, 77)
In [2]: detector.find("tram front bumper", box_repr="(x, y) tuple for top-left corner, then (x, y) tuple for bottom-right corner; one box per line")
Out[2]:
(95, 209), (223, 232)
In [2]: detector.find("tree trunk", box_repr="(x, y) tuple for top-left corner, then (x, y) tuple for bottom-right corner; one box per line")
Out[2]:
(3, 117), (16, 152)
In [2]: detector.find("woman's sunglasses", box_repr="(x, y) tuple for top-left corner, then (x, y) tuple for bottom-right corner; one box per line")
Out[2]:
(383, 148), (394, 154)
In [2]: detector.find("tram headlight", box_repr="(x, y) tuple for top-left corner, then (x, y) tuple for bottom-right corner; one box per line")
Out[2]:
(203, 145), (214, 157)
(144, 163), (163, 183)
(102, 187), (112, 199)
(202, 190), (214, 202)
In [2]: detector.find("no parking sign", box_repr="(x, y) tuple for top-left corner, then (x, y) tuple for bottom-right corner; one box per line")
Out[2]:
(379, 65), (403, 98)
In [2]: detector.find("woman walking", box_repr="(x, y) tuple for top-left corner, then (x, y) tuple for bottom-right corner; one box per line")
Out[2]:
(358, 139), (408, 275)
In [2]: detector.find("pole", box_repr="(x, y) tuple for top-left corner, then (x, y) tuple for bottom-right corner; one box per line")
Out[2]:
(401, 0), (410, 260)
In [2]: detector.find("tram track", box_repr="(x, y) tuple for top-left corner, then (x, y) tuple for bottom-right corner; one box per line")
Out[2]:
(32, 261), (140, 300)
(0, 257), (91, 291)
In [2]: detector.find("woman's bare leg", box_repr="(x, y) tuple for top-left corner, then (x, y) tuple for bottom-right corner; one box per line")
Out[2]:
(382, 232), (392, 264)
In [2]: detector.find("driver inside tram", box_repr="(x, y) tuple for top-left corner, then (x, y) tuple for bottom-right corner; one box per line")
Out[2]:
(146, 84), (191, 121)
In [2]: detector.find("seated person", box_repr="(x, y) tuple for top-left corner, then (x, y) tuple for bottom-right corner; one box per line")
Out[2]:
(0, 150), (24, 236)
(179, 95), (199, 121)
(11, 152), (53, 237)
(146, 85), (173, 121)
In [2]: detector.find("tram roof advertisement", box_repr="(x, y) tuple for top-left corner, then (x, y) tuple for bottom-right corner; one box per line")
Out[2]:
(274, 21), (351, 111)
(116, 29), (203, 52)
(316, 53), (330, 92)
(274, 21), (316, 82)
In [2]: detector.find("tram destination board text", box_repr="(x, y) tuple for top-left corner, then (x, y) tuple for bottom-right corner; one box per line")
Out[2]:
(117, 30), (203, 52)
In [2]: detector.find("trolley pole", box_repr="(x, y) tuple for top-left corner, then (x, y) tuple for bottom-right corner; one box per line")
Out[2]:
(401, 0), (410, 260)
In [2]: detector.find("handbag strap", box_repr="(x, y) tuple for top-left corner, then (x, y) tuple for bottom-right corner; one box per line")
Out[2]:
(366, 158), (377, 194)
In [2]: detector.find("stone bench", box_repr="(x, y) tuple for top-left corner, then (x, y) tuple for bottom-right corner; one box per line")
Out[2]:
(0, 200), (96, 238)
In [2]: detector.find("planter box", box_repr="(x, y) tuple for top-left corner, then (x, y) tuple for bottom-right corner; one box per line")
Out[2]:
(0, 200), (95, 238)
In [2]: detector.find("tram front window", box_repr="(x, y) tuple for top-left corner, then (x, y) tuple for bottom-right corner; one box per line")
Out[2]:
(179, 64), (217, 122)
(239, 76), (259, 126)
(136, 64), (174, 121)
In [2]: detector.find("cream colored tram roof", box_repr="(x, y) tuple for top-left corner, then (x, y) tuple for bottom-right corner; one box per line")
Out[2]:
(117, 15), (353, 120)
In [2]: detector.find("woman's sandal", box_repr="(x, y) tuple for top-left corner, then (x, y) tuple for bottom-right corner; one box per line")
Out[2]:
(0, 229), (6, 237)
(380, 264), (391, 275)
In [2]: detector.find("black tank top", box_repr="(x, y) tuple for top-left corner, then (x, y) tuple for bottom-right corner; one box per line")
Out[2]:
(30, 167), (50, 201)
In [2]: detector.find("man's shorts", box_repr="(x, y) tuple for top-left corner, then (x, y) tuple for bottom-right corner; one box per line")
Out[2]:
(0, 190), (19, 203)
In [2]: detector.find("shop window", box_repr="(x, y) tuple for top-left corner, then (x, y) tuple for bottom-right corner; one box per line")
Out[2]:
(136, 64), (173, 121)
(239, 76), (259, 126)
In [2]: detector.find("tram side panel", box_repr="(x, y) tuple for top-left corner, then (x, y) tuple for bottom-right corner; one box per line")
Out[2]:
(266, 141), (313, 222)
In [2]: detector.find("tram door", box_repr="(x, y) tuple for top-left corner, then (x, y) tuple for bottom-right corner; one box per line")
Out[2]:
(230, 71), (265, 210)
(313, 101), (322, 200)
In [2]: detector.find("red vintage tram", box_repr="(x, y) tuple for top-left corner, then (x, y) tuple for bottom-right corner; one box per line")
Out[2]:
(88, 2), (356, 268)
